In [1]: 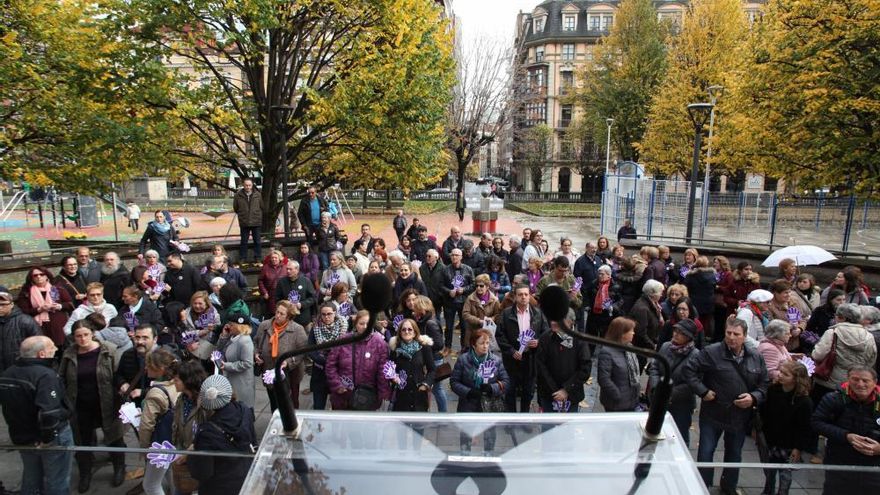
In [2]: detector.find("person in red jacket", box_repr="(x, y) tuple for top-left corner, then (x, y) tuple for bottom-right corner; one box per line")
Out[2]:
(724, 261), (761, 315)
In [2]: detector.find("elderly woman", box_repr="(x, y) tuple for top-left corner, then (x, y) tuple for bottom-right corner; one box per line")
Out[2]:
(629, 279), (665, 351)
(308, 303), (348, 410)
(218, 311), (255, 408)
(254, 300), (308, 411)
(811, 303), (877, 406)
(661, 283), (690, 320)
(314, 212), (341, 270)
(181, 291), (220, 372)
(16, 266), (73, 347)
(640, 246), (668, 286)
(648, 318), (700, 446)
(679, 248), (699, 280)
(758, 319), (795, 381)
(208, 277), (226, 308)
(138, 211), (178, 262)
(525, 257), (544, 294)
(736, 289), (774, 345)
(584, 265), (620, 342)
(598, 317), (642, 412)
(777, 258), (798, 284)
(462, 273), (502, 353)
(258, 250), (286, 315)
(766, 279), (806, 352)
(60, 320), (125, 491)
(320, 251), (357, 302)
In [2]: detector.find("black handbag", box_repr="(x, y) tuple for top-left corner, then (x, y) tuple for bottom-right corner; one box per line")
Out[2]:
(480, 390), (506, 413)
(350, 343), (379, 411)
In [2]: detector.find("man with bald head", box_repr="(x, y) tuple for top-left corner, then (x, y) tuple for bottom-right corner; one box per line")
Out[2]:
(0, 336), (73, 495)
(76, 246), (101, 283)
(441, 226), (465, 264)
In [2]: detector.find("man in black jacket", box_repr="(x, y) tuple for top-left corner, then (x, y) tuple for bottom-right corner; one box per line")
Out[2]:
(115, 324), (158, 407)
(100, 251), (129, 310)
(496, 285), (550, 412)
(165, 253), (204, 306)
(440, 249), (474, 350)
(296, 186), (328, 246)
(0, 287), (42, 372)
(440, 226), (464, 264)
(0, 336), (73, 495)
(506, 235), (524, 281)
(76, 246), (102, 283)
(233, 178), (263, 263)
(573, 242), (601, 331)
(420, 249), (446, 313)
(535, 309), (591, 413)
(410, 226), (438, 264)
(275, 260), (318, 328)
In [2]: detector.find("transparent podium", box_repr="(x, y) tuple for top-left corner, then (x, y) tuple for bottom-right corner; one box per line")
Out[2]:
(241, 410), (707, 494)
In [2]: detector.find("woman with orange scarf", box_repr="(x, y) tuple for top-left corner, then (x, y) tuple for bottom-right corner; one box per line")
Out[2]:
(584, 265), (621, 349)
(254, 300), (308, 411)
(16, 266), (74, 347)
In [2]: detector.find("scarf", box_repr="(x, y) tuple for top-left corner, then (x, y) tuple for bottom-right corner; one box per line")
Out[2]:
(478, 290), (490, 305)
(555, 330), (573, 349)
(153, 220), (171, 234)
(593, 279), (610, 314)
(841, 382), (880, 413)
(396, 339), (421, 359)
(669, 340), (695, 355)
(30, 285), (55, 324)
(315, 318), (344, 345)
(270, 319), (287, 358)
(469, 349), (489, 386)
(750, 301), (769, 330)
(527, 270), (542, 292)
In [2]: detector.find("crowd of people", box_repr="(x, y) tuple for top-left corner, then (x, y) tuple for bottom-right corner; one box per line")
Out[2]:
(0, 196), (879, 494)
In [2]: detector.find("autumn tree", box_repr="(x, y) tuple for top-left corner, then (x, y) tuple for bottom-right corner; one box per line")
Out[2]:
(638, 0), (748, 175)
(575, 0), (667, 163)
(720, 0), (880, 193)
(111, 0), (454, 231)
(522, 124), (552, 191)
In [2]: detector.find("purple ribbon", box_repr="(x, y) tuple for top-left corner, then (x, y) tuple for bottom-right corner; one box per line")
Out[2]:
(328, 272), (340, 287)
(552, 400), (571, 412)
(146, 441), (177, 469)
(338, 302), (353, 317)
(798, 356), (816, 376)
(49, 286), (60, 301)
(398, 370), (408, 390)
(392, 314), (405, 331)
(287, 290), (300, 303)
(518, 328), (536, 354)
(382, 361), (397, 380)
(573, 277), (583, 293)
(477, 359), (497, 381)
(211, 350), (223, 363)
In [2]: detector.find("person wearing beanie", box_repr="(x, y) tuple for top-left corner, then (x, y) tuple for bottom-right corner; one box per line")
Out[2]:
(648, 317), (700, 446)
(188, 375), (257, 495)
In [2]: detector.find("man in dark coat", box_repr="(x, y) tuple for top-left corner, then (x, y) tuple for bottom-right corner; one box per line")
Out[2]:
(617, 219), (637, 242)
(573, 242), (601, 332)
(506, 235), (524, 281)
(440, 249), (475, 349)
(461, 240), (485, 276)
(114, 324), (157, 407)
(392, 209), (407, 242)
(683, 317), (769, 494)
(440, 226), (465, 264)
(496, 285), (550, 412)
(811, 366), (880, 492)
(296, 186), (328, 246)
(275, 259), (318, 328)
(0, 336), (73, 495)
(419, 249), (446, 313)
(164, 253), (204, 306)
(535, 309), (592, 413)
(0, 287), (42, 372)
(410, 227), (439, 264)
(76, 247), (102, 283)
(99, 251), (129, 310)
(233, 177), (263, 263)
(203, 255), (248, 291)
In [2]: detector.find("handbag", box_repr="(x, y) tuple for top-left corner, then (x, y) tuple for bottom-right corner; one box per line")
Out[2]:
(480, 391), (506, 413)
(434, 361), (453, 382)
(171, 460), (199, 494)
(349, 343), (379, 411)
(813, 332), (838, 381)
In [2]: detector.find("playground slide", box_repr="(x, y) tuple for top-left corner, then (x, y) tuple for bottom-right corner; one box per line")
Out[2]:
(97, 193), (129, 216)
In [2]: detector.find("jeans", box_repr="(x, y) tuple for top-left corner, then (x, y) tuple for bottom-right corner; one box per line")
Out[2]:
(696, 417), (747, 492)
(318, 251), (332, 271)
(239, 225), (262, 261)
(668, 400), (695, 447)
(763, 447), (794, 495)
(443, 303), (464, 348)
(143, 462), (171, 495)
(432, 359), (448, 412)
(504, 369), (535, 413)
(19, 423), (73, 495)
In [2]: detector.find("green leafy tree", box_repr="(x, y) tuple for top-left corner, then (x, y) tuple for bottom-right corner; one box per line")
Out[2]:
(112, 0), (454, 230)
(720, 0), (880, 193)
(575, 0), (667, 163)
(522, 124), (552, 191)
(638, 0), (748, 175)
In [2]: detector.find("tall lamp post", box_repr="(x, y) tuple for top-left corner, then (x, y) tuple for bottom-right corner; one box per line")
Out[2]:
(270, 105), (295, 239)
(699, 85), (724, 239)
(600, 117), (614, 234)
(685, 103), (714, 244)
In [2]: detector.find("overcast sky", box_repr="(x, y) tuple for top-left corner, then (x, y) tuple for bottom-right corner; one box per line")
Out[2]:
(454, 0), (539, 47)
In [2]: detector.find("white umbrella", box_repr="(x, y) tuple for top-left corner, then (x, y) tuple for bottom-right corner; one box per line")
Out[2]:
(762, 245), (836, 267)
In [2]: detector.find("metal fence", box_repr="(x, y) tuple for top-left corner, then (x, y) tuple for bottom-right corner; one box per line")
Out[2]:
(601, 175), (880, 256)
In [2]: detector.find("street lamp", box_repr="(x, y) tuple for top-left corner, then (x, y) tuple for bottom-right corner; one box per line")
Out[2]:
(685, 103), (714, 244)
(600, 117), (614, 234)
(605, 118), (614, 175)
(270, 105), (296, 239)
(699, 85), (724, 239)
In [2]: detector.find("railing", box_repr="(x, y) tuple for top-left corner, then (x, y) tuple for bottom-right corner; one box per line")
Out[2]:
(505, 191), (601, 203)
(168, 187), (232, 199)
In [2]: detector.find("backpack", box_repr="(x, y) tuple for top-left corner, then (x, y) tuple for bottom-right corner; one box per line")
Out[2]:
(150, 384), (175, 444)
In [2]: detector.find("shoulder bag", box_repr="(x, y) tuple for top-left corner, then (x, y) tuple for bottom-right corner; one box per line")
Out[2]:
(350, 343), (379, 411)
(813, 332), (838, 381)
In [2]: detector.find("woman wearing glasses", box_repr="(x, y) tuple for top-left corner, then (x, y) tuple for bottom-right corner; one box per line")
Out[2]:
(17, 266), (73, 347)
(387, 318), (435, 412)
(462, 274), (502, 354)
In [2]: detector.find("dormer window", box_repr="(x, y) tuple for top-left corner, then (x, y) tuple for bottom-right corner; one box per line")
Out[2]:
(563, 14), (576, 31)
(534, 17), (545, 33)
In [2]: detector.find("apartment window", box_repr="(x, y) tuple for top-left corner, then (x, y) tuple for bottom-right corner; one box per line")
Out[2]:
(534, 17), (545, 33)
(589, 15), (601, 31)
(529, 68), (546, 90)
(561, 71), (573, 87)
(602, 15), (613, 31)
(745, 10), (762, 25)
(559, 105), (572, 128)
(535, 46), (544, 62)
(562, 44), (575, 61)
(526, 101), (547, 126)
(563, 15), (576, 31)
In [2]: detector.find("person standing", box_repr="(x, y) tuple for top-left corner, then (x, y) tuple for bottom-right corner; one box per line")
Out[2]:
(0, 286), (42, 373)
(648, 319), (700, 446)
(275, 260), (318, 328)
(296, 186), (328, 247)
(138, 211), (179, 263)
(535, 308), (591, 413)
(218, 312), (255, 409)
(127, 200), (141, 233)
(393, 209), (407, 242)
(254, 301), (308, 411)
(0, 336), (72, 495)
(57, 255), (88, 304)
(597, 317), (642, 412)
(16, 266), (73, 348)
(760, 361), (813, 495)
(138, 349), (179, 495)
(387, 319), (435, 412)
(233, 178), (263, 264)
(617, 219), (636, 242)
(76, 247), (102, 284)
(506, 235), (524, 281)
(440, 249), (475, 351)
(496, 285), (549, 412)
(315, 212), (341, 270)
(63, 282), (118, 336)
(258, 250), (287, 315)
(684, 317), (769, 494)
(100, 252), (130, 310)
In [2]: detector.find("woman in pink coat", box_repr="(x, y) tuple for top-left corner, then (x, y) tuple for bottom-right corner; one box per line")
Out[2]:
(325, 310), (391, 410)
(757, 319), (795, 381)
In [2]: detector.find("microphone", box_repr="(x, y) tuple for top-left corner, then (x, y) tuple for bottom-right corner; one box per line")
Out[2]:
(537, 285), (672, 441)
(273, 273), (393, 433)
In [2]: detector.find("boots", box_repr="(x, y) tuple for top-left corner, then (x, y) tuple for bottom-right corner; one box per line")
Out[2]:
(76, 452), (93, 493)
(110, 441), (127, 487)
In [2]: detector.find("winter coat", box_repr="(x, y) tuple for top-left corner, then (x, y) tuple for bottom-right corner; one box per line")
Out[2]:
(320, 266), (357, 301)
(629, 295), (663, 350)
(441, 263), (475, 306)
(583, 279), (622, 318)
(219, 267), (248, 291)
(171, 394), (199, 452)
(812, 322), (877, 390)
(616, 262), (646, 314)
(189, 401), (257, 494)
(643, 258), (668, 287)
(63, 301), (118, 336)
(0, 307), (42, 372)
(683, 267), (717, 315)
(495, 304), (550, 379)
(139, 380), (179, 448)
(450, 350), (510, 412)
(16, 284), (73, 347)
(507, 247), (524, 281)
(181, 307), (221, 361)
(462, 251), (485, 275)
(0, 358), (71, 445)
(573, 254), (601, 298)
(683, 341), (769, 432)
(648, 341), (699, 411)
(296, 195), (328, 230)
(59, 341), (123, 444)
(232, 188), (263, 227)
(536, 273), (583, 310)
(462, 291), (502, 345)
(325, 331), (391, 410)
(79, 259), (102, 284)
(805, 304), (837, 338)
(487, 270), (511, 299)
(101, 264), (130, 310)
(757, 337), (792, 381)
(275, 275), (318, 327)
(315, 223), (341, 252)
(165, 262), (203, 306)
(254, 318), (308, 377)
(55, 271), (87, 302)
(393, 274), (427, 305)
(419, 259), (447, 309)
(294, 252), (321, 288)
(138, 221), (179, 261)
(760, 384), (812, 450)
(811, 386), (880, 491)
(535, 330), (592, 404)
(791, 287), (820, 319)
(415, 314), (445, 360)
(723, 272), (760, 314)
(411, 239), (439, 264)
(441, 237), (464, 264)
(388, 335), (436, 412)
(121, 298), (163, 334)
(597, 345), (641, 412)
(222, 334), (255, 408)
(258, 261), (287, 314)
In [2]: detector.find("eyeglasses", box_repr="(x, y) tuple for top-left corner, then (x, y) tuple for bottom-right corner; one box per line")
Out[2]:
(32, 273), (47, 278)
(320, 312), (335, 317)
(399, 327), (415, 333)
(476, 284), (486, 287)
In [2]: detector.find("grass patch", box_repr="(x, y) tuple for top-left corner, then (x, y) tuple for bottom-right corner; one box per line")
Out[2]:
(506, 202), (600, 217)
(403, 200), (454, 215)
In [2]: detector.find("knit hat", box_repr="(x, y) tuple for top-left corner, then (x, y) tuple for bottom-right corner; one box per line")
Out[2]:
(747, 289), (773, 303)
(227, 311), (249, 326)
(0, 285), (11, 302)
(199, 375), (233, 410)
(672, 318), (698, 341)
